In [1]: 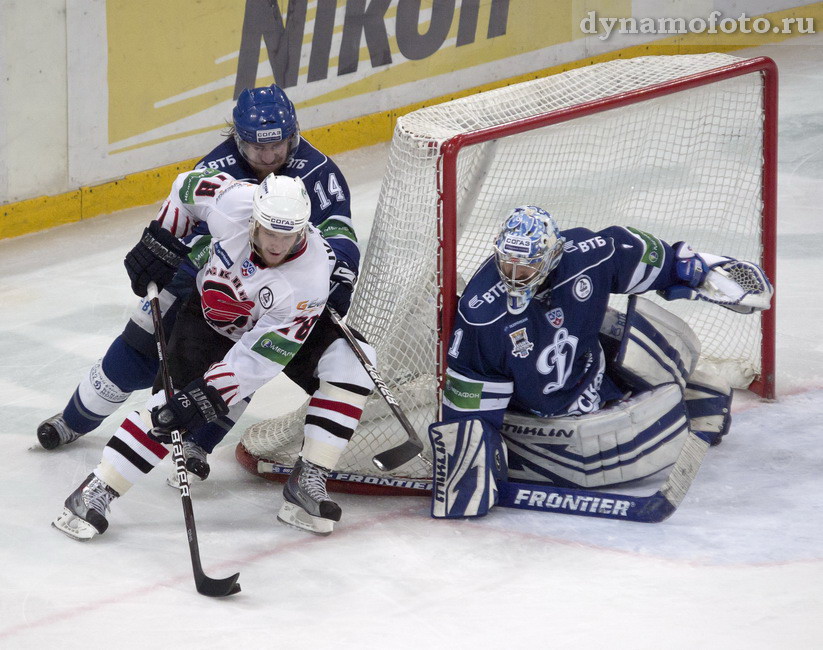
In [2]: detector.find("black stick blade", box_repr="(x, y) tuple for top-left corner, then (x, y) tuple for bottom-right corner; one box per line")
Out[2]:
(196, 572), (241, 597)
(372, 439), (425, 472)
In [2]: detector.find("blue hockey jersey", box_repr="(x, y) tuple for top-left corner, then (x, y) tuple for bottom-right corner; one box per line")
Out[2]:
(442, 225), (684, 430)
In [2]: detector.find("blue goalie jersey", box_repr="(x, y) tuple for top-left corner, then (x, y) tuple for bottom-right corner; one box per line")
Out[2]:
(442, 225), (684, 430)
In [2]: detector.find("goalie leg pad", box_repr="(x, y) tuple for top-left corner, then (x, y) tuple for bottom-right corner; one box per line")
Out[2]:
(608, 296), (701, 391)
(501, 383), (689, 488)
(428, 418), (508, 519)
(685, 366), (732, 446)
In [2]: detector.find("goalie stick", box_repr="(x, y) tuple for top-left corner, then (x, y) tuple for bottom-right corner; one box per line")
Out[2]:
(497, 430), (712, 522)
(248, 429), (709, 521)
(327, 307), (426, 472)
(148, 283), (241, 597)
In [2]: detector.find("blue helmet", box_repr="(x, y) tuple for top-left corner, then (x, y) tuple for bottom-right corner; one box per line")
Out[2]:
(493, 206), (565, 314)
(233, 84), (298, 145)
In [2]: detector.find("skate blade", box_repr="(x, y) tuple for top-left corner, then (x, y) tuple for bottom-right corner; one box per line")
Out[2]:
(277, 501), (334, 536)
(52, 507), (97, 541)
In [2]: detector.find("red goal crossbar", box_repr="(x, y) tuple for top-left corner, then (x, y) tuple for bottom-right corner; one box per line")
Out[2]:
(436, 57), (777, 399)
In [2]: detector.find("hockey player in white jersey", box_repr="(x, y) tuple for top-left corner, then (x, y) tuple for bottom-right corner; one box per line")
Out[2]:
(36, 84), (360, 484)
(428, 206), (773, 519)
(53, 172), (375, 540)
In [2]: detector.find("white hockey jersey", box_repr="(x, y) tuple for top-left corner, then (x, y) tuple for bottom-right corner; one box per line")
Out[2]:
(159, 170), (334, 406)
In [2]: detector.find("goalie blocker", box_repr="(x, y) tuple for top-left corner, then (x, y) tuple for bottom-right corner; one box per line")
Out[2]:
(428, 297), (733, 519)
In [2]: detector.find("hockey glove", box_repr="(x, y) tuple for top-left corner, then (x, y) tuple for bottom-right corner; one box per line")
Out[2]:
(150, 377), (228, 441)
(328, 260), (358, 316)
(659, 242), (773, 313)
(125, 221), (191, 297)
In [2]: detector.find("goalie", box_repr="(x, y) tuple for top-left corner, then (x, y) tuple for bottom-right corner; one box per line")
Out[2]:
(429, 206), (772, 518)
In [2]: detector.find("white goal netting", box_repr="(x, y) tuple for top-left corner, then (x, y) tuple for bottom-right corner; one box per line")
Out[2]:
(240, 53), (774, 486)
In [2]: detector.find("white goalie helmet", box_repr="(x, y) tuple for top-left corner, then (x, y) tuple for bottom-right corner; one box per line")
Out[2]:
(494, 205), (565, 314)
(250, 174), (312, 264)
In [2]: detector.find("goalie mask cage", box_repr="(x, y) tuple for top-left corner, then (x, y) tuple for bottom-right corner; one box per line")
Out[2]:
(238, 53), (776, 494)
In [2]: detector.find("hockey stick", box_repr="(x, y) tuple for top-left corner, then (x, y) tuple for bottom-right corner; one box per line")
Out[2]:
(147, 282), (241, 597)
(327, 307), (426, 471)
(496, 430), (712, 523)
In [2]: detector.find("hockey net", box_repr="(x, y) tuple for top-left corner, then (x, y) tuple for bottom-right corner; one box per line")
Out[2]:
(237, 53), (777, 494)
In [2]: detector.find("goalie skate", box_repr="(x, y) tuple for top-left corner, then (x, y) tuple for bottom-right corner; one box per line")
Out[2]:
(52, 473), (120, 541)
(277, 458), (341, 536)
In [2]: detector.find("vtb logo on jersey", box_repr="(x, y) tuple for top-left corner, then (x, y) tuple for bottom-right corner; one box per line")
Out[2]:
(201, 280), (255, 328)
(509, 328), (534, 359)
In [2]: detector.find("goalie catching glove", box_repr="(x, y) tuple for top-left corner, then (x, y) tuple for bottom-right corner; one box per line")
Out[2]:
(124, 221), (191, 297)
(659, 243), (773, 314)
(150, 377), (228, 442)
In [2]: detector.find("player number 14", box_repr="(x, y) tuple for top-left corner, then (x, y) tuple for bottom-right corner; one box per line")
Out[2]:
(313, 173), (345, 209)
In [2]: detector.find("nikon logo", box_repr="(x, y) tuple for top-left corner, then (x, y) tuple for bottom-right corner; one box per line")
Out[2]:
(235, 0), (510, 91)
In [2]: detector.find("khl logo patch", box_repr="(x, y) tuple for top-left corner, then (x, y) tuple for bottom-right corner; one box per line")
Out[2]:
(547, 307), (564, 328)
(241, 259), (257, 277)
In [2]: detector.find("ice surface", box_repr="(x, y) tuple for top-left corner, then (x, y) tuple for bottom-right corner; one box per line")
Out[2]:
(1, 36), (822, 649)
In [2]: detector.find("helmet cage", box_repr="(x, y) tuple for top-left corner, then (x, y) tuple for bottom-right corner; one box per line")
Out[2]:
(493, 206), (565, 314)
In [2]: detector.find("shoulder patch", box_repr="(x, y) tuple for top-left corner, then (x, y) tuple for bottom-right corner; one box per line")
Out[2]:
(626, 226), (663, 268)
(178, 169), (223, 204)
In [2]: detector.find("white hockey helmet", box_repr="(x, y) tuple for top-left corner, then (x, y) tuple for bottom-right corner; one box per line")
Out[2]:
(250, 174), (311, 264)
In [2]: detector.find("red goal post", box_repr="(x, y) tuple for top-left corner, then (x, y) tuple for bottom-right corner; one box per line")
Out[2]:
(438, 54), (776, 402)
(238, 53), (777, 494)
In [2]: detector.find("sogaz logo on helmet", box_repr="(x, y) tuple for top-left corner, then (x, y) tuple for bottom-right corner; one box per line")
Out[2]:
(257, 128), (283, 142)
(502, 235), (532, 255)
(268, 216), (295, 231)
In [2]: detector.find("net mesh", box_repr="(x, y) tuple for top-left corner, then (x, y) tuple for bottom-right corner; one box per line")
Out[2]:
(242, 54), (769, 483)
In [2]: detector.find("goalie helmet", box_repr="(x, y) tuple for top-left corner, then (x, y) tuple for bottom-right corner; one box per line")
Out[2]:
(493, 206), (565, 314)
(250, 174), (311, 266)
(233, 85), (299, 172)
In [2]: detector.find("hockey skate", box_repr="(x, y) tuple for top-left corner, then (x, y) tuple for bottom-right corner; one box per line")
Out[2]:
(277, 458), (341, 535)
(37, 413), (84, 450)
(166, 440), (211, 488)
(52, 473), (120, 541)
(182, 440), (211, 480)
